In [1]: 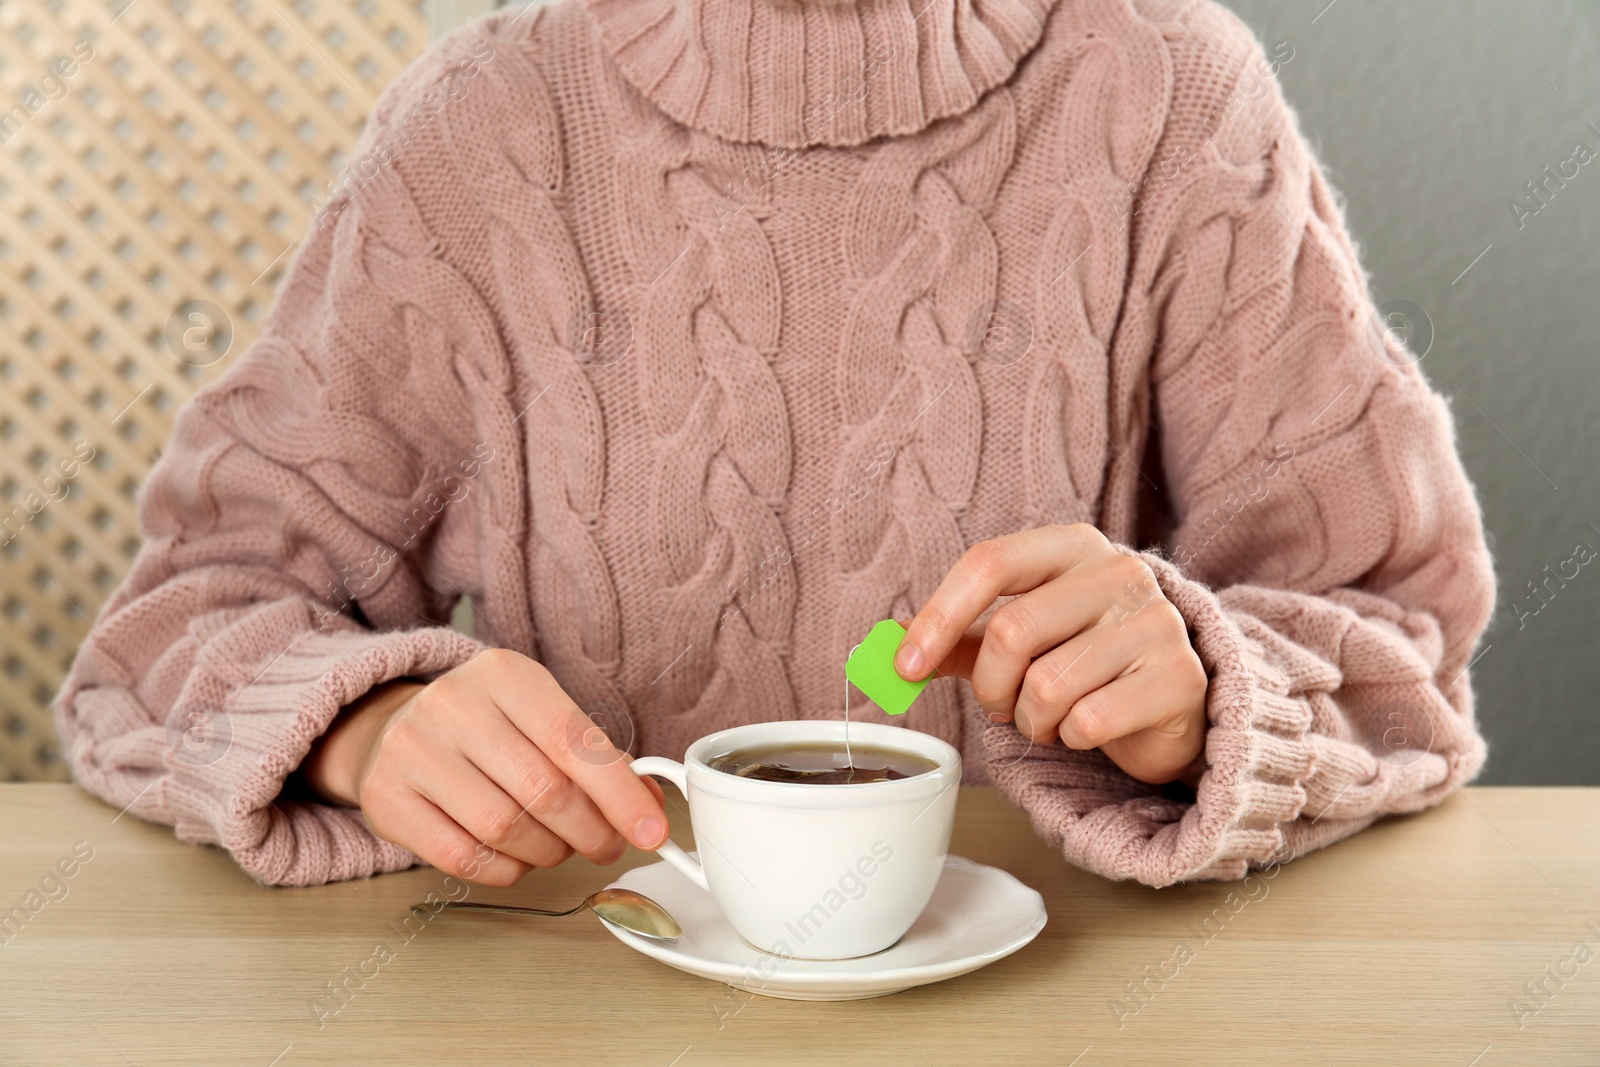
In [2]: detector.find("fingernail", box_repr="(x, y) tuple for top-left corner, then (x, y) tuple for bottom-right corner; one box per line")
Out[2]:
(895, 641), (927, 679)
(633, 815), (667, 850)
(988, 711), (1007, 723)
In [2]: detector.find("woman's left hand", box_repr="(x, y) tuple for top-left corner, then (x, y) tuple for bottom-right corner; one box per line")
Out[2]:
(894, 524), (1210, 785)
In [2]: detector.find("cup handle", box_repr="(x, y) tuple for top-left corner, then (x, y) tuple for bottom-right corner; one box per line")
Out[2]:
(629, 757), (710, 892)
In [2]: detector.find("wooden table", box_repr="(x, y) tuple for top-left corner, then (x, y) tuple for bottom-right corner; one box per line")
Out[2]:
(2, 784), (1596, 1066)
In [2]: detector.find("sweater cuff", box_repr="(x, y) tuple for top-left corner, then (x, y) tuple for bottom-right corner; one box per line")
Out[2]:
(1133, 548), (1318, 881)
(162, 625), (484, 886)
(983, 546), (1316, 887)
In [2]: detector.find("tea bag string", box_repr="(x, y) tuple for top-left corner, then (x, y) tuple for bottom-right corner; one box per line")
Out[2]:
(843, 642), (861, 773)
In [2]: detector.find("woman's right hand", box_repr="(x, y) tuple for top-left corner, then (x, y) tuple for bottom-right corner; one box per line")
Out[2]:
(298, 648), (670, 886)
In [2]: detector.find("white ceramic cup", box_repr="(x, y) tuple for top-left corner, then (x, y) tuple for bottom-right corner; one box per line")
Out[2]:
(629, 720), (961, 961)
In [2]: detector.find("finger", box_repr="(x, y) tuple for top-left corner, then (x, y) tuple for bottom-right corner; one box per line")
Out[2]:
(926, 626), (985, 681)
(366, 784), (533, 888)
(1059, 664), (1180, 751)
(462, 715), (628, 864)
(896, 524), (1109, 682)
(964, 571), (1122, 717)
(410, 751), (577, 871)
(1009, 627), (1134, 742)
(1071, 669), (1207, 784)
(485, 656), (669, 851)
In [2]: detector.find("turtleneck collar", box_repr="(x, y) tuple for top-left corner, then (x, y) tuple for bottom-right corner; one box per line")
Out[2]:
(582, 0), (1060, 148)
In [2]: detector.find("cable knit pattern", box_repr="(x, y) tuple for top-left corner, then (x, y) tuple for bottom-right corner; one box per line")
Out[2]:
(827, 89), (1014, 748)
(54, 0), (1496, 889)
(1019, 2), (1169, 531)
(612, 86), (801, 737)
(434, 40), (632, 720)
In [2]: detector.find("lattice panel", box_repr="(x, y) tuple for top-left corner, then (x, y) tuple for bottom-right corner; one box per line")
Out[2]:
(0, 0), (428, 781)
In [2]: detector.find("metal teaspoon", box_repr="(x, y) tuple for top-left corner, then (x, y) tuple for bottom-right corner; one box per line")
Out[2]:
(438, 888), (682, 941)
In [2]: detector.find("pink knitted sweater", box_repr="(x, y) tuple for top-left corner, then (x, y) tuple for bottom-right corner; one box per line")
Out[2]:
(55, 0), (1495, 888)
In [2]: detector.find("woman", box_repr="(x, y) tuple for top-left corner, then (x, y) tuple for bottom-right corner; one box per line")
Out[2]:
(55, 0), (1494, 889)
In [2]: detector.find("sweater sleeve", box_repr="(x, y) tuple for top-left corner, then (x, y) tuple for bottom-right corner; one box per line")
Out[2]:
(51, 50), (492, 886)
(981, 6), (1496, 886)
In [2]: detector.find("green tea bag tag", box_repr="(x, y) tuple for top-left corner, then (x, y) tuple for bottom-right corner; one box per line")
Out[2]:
(845, 619), (929, 716)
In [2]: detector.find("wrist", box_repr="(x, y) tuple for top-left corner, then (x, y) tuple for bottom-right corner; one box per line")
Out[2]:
(299, 678), (425, 807)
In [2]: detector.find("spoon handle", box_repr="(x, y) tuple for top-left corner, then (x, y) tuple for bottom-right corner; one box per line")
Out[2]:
(440, 901), (586, 918)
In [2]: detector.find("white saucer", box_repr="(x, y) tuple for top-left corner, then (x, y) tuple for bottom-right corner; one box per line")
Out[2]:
(598, 854), (1047, 1001)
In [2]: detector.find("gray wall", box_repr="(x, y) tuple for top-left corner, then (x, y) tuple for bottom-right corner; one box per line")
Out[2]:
(1223, 0), (1599, 784)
